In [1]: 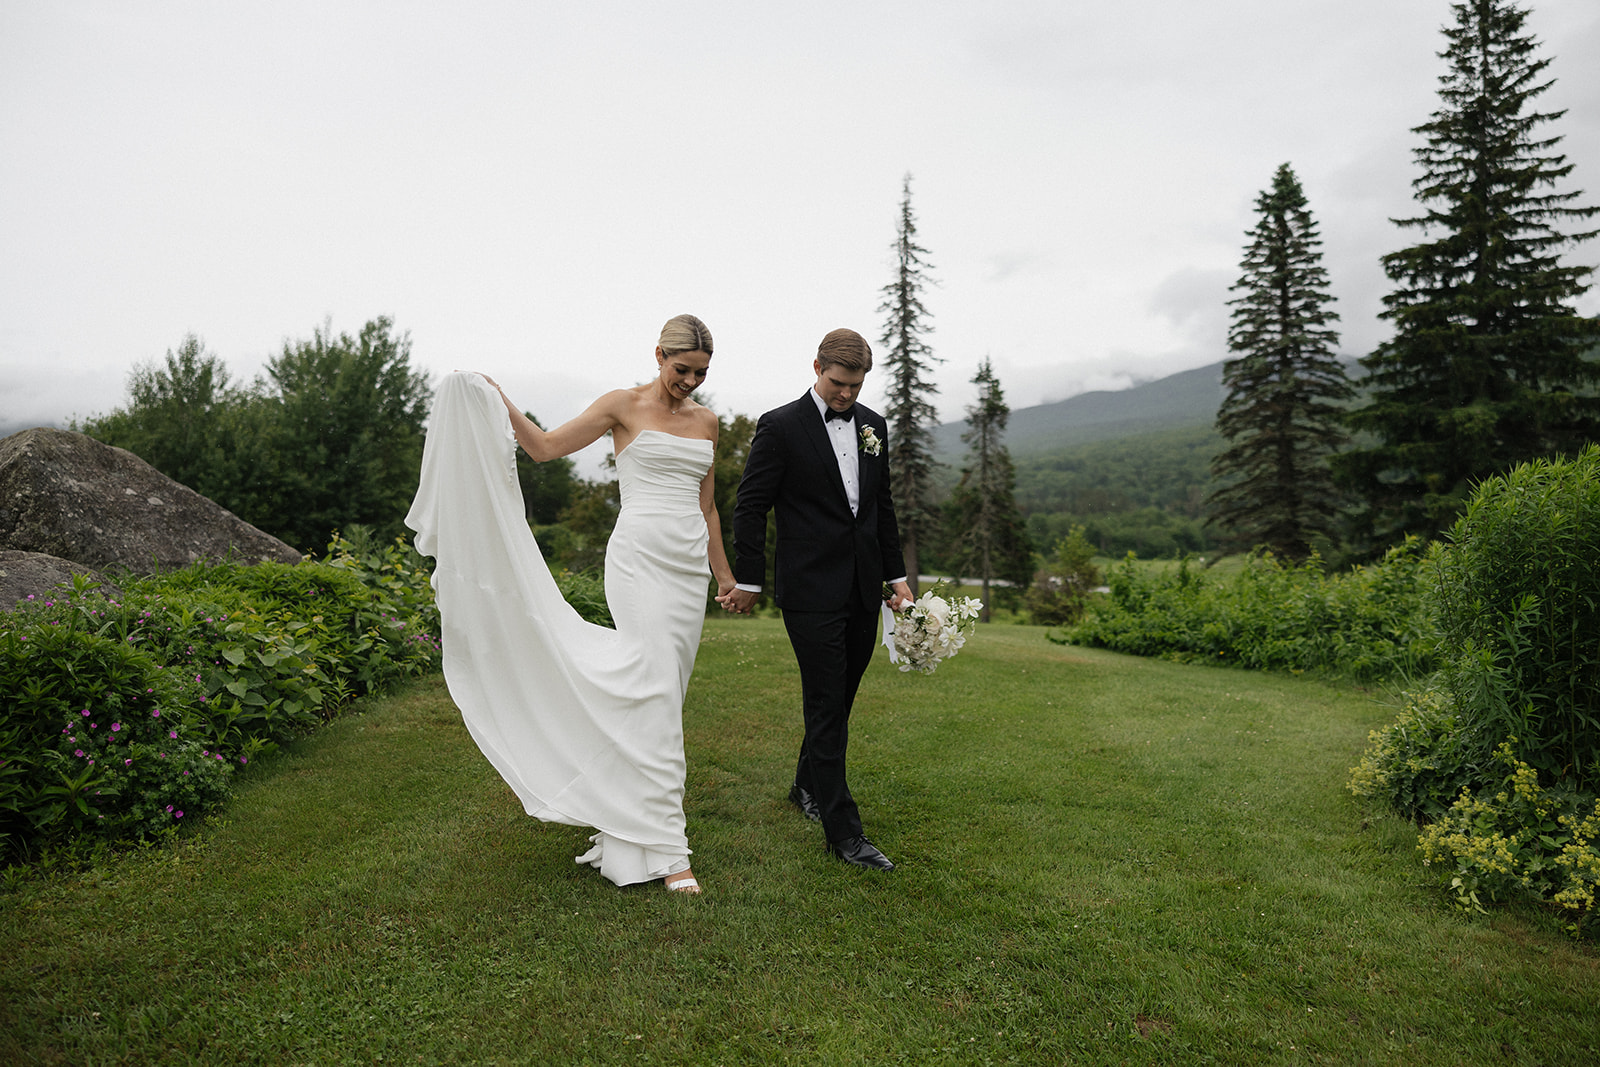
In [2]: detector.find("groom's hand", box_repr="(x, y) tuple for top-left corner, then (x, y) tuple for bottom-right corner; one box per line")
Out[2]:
(886, 581), (914, 611)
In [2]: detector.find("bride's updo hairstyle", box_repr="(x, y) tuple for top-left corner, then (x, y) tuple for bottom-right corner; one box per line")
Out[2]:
(816, 327), (872, 373)
(658, 314), (714, 358)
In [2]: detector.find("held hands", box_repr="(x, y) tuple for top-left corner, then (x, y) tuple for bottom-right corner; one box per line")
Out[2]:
(717, 582), (912, 615)
(717, 586), (758, 614)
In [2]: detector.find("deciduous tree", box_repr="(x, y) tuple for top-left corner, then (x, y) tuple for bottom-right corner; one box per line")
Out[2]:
(77, 334), (236, 493)
(83, 319), (433, 552)
(258, 317), (433, 550)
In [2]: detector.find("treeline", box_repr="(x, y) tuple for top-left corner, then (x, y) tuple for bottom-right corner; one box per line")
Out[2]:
(1007, 423), (1221, 559)
(78, 320), (430, 554)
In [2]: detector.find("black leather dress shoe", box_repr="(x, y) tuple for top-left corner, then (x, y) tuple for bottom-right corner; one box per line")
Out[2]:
(827, 835), (895, 871)
(788, 784), (821, 822)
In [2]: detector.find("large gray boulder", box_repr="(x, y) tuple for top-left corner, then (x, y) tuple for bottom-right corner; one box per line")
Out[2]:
(0, 549), (121, 611)
(0, 427), (302, 572)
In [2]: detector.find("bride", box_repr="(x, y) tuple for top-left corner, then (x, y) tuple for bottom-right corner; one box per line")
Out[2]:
(405, 314), (733, 894)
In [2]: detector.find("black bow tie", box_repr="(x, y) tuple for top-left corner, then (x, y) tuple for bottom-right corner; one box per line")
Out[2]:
(824, 405), (856, 423)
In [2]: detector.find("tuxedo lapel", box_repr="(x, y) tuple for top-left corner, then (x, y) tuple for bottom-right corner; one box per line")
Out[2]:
(794, 393), (852, 514)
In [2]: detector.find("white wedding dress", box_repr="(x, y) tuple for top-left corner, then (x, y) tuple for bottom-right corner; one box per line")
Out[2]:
(405, 372), (712, 886)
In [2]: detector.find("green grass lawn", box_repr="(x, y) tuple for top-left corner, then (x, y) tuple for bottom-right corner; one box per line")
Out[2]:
(2, 619), (1595, 1065)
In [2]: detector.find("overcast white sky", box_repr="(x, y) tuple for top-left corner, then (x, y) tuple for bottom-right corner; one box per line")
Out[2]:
(3, 0), (1598, 475)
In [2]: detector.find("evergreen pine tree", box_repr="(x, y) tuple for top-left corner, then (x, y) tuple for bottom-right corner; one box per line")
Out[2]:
(1207, 163), (1352, 562)
(1335, 0), (1600, 548)
(943, 359), (1033, 620)
(877, 173), (942, 595)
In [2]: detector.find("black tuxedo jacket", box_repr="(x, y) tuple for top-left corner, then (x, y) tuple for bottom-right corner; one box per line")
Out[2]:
(732, 392), (906, 612)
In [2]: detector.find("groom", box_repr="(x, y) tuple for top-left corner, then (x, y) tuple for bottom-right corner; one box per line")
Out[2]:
(720, 328), (913, 871)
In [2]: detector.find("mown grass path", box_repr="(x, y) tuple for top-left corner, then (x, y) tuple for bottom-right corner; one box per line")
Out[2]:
(3, 619), (1596, 1064)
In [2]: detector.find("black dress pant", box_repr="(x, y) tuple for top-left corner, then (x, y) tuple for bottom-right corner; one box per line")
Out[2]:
(782, 583), (880, 844)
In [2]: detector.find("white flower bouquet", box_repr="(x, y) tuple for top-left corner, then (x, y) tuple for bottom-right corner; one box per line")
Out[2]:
(881, 588), (983, 674)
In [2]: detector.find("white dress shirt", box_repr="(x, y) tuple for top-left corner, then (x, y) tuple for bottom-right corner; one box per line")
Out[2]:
(812, 388), (862, 516)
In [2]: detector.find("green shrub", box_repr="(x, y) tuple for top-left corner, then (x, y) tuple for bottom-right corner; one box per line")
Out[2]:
(553, 568), (614, 628)
(0, 620), (229, 857)
(0, 534), (442, 861)
(322, 524), (443, 650)
(1348, 683), (1483, 822)
(1347, 448), (1600, 929)
(1057, 540), (1437, 681)
(1024, 526), (1100, 626)
(1432, 445), (1600, 790)
(1416, 740), (1600, 935)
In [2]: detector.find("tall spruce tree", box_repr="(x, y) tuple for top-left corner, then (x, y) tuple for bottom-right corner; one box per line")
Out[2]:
(878, 173), (942, 595)
(1334, 0), (1600, 548)
(943, 359), (1033, 620)
(1207, 163), (1352, 562)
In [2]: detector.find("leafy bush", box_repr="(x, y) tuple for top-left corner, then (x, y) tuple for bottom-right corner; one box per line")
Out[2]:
(1346, 448), (1600, 932)
(1056, 539), (1438, 681)
(1348, 683), (1483, 822)
(1024, 525), (1100, 625)
(552, 568), (614, 628)
(0, 607), (230, 855)
(0, 534), (441, 861)
(1415, 741), (1600, 936)
(1431, 445), (1600, 790)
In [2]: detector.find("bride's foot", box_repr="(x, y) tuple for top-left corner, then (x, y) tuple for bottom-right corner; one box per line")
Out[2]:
(664, 868), (701, 894)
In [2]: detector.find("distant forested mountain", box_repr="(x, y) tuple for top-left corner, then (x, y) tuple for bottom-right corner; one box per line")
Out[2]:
(935, 362), (1228, 508)
(931, 358), (1361, 558)
(1010, 422), (1221, 514)
(934, 362), (1227, 460)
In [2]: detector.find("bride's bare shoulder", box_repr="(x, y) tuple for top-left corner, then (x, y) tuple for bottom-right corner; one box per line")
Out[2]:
(688, 404), (719, 440)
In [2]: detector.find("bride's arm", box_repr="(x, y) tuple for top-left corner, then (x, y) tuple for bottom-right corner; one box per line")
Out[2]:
(697, 422), (739, 598)
(698, 451), (736, 598)
(479, 375), (625, 462)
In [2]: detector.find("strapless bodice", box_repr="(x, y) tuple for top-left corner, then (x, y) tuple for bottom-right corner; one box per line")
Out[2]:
(616, 429), (713, 515)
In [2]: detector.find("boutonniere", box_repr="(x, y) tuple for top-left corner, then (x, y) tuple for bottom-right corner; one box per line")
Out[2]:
(859, 425), (883, 457)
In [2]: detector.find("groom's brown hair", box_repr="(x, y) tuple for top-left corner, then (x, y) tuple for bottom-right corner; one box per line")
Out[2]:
(816, 328), (872, 373)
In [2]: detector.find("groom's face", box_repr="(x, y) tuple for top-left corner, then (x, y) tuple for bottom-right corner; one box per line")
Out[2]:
(813, 360), (866, 413)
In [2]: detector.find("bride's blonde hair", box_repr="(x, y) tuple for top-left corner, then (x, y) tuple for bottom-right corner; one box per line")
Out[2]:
(658, 314), (713, 358)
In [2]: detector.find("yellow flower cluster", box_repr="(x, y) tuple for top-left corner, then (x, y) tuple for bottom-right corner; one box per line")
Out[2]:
(1553, 799), (1600, 913)
(1415, 741), (1600, 928)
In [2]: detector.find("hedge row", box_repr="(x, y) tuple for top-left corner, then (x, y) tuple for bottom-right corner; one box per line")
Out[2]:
(0, 532), (441, 861)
